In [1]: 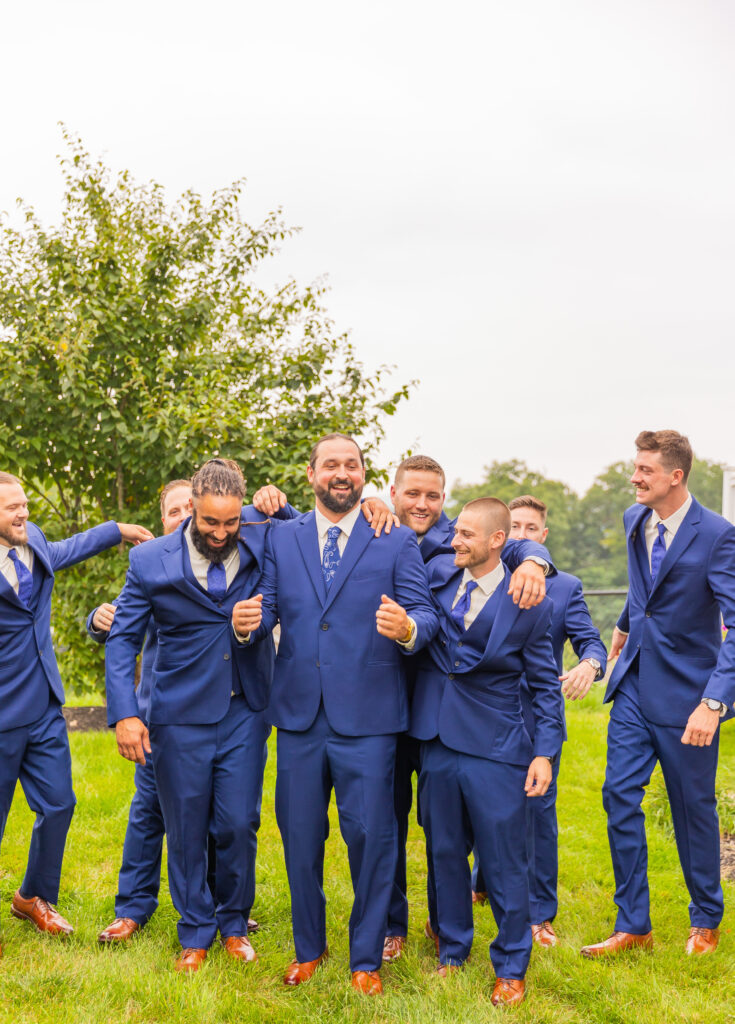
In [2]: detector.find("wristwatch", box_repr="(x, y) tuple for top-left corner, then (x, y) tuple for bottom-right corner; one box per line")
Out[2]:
(701, 698), (726, 716)
(584, 658), (602, 678)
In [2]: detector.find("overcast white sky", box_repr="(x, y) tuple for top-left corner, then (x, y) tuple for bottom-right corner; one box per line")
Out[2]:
(2, 0), (733, 495)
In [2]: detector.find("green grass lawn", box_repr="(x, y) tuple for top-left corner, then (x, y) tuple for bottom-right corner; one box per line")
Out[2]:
(1, 691), (734, 1024)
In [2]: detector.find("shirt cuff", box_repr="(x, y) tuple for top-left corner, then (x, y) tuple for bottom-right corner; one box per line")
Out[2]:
(525, 556), (550, 576)
(233, 627), (251, 645)
(396, 616), (417, 651)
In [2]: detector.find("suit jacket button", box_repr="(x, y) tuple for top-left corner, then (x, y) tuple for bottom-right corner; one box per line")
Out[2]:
(448, 673), (455, 680)
(458, 641), (463, 647)
(454, 660), (460, 667)
(224, 653), (230, 660)
(316, 660), (320, 668)
(645, 611), (652, 618)
(321, 623), (329, 630)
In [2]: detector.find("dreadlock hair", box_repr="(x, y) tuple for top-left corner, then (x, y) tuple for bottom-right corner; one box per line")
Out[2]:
(191, 459), (246, 503)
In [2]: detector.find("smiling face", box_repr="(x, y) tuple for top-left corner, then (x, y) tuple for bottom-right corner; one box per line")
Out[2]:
(307, 437), (365, 517)
(161, 484), (192, 536)
(391, 470), (445, 537)
(190, 493), (243, 562)
(509, 505), (548, 544)
(451, 507), (506, 577)
(0, 481), (30, 547)
(630, 449), (684, 513)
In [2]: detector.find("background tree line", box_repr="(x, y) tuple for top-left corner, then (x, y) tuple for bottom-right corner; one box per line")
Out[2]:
(447, 457), (725, 644)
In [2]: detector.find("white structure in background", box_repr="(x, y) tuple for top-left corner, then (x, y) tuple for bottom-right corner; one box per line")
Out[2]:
(722, 468), (735, 525)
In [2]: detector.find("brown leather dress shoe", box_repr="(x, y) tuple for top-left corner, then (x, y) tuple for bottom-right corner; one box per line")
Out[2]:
(223, 935), (257, 962)
(435, 963), (462, 977)
(472, 890), (488, 905)
(247, 917), (259, 933)
(686, 927), (720, 955)
(283, 948), (328, 986)
(11, 891), (73, 935)
(97, 917), (140, 943)
(424, 919), (440, 957)
(351, 969), (383, 995)
(382, 935), (406, 962)
(580, 931), (653, 958)
(531, 921), (558, 948)
(174, 947), (207, 972)
(491, 978), (526, 1006)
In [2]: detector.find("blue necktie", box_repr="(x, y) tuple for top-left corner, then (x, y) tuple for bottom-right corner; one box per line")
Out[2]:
(7, 548), (33, 605)
(451, 580), (478, 629)
(207, 560), (227, 601)
(650, 522), (667, 584)
(321, 526), (342, 591)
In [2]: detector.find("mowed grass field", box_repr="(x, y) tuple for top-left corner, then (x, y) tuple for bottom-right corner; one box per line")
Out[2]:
(1, 690), (734, 1024)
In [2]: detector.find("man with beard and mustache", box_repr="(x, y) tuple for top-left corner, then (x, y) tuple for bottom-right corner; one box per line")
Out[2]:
(105, 459), (274, 972)
(233, 433), (439, 995)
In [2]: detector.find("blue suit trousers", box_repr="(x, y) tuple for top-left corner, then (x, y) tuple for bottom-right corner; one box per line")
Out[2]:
(115, 759), (165, 924)
(420, 738), (532, 979)
(150, 696), (269, 948)
(603, 681), (723, 933)
(0, 700), (76, 903)
(275, 705), (398, 972)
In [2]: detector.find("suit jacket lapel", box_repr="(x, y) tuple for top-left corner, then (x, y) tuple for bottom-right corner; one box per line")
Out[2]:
(161, 530), (220, 613)
(649, 499), (700, 597)
(482, 569), (523, 662)
(323, 514), (373, 612)
(295, 513), (327, 605)
(628, 506), (652, 594)
(0, 569), (27, 610)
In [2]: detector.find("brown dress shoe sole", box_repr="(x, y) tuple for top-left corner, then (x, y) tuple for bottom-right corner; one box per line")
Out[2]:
(10, 906), (73, 936)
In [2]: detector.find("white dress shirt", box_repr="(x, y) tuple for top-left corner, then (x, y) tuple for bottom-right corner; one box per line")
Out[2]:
(451, 562), (506, 630)
(184, 523), (241, 590)
(314, 503), (362, 558)
(644, 493), (692, 570)
(0, 543), (34, 595)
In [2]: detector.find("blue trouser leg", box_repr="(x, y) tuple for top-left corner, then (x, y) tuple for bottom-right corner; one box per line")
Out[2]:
(151, 698), (269, 948)
(471, 849), (486, 894)
(386, 732), (422, 937)
(115, 759), (165, 924)
(275, 707), (398, 971)
(526, 753), (561, 923)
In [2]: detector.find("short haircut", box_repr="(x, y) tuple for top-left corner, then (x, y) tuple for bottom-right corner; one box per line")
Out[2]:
(0, 472), (22, 487)
(159, 478), (192, 517)
(635, 430), (693, 482)
(191, 459), (246, 502)
(309, 433), (364, 469)
(463, 496), (511, 540)
(394, 455), (446, 488)
(508, 494), (548, 523)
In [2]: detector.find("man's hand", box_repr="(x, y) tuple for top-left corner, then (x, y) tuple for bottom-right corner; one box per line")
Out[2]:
(610, 627), (628, 659)
(560, 660), (597, 701)
(116, 717), (151, 765)
(252, 485), (287, 516)
(508, 561), (545, 609)
(118, 524), (155, 545)
(376, 594), (411, 641)
(92, 603), (116, 633)
(361, 498), (400, 537)
(681, 704), (721, 747)
(232, 594), (263, 636)
(525, 756), (552, 797)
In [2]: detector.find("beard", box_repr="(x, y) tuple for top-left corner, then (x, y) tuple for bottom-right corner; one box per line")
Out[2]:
(0, 522), (28, 546)
(191, 518), (240, 564)
(313, 478), (362, 515)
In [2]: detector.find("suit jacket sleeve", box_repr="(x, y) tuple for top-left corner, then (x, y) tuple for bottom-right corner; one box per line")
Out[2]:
(617, 598), (630, 633)
(564, 578), (608, 673)
(522, 605), (565, 759)
(47, 521), (122, 571)
(249, 530), (280, 642)
(702, 526), (735, 709)
(86, 608), (107, 644)
(501, 538), (556, 576)
(393, 532), (439, 652)
(271, 502), (302, 521)
(104, 562), (152, 726)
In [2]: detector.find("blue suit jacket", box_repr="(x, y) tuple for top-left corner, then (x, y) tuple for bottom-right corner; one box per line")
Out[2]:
(410, 557), (564, 766)
(105, 508), (275, 727)
(605, 497), (735, 725)
(87, 610), (157, 724)
(251, 510), (439, 736)
(0, 520), (122, 730)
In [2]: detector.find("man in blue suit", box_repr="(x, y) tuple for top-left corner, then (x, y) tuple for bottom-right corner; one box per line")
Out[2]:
(382, 457), (554, 962)
(581, 430), (735, 959)
(105, 459), (273, 972)
(410, 497), (564, 1007)
(234, 434), (440, 996)
(0, 470), (152, 949)
(473, 494), (607, 946)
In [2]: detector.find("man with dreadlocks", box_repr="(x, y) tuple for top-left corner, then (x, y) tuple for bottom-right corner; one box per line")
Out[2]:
(105, 458), (274, 972)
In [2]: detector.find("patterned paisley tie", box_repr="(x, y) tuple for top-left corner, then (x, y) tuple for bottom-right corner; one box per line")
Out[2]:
(321, 525), (342, 591)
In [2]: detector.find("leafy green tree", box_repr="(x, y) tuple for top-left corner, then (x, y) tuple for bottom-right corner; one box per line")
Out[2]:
(0, 130), (410, 697)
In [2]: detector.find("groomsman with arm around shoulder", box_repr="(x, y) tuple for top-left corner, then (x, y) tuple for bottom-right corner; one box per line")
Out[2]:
(0, 471), (152, 950)
(581, 430), (735, 959)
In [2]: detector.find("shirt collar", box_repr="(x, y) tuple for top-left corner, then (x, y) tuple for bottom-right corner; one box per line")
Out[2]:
(315, 502), (362, 540)
(461, 561), (505, 596)
(0, 544), (26, 564)
(651, 493), (692, 533)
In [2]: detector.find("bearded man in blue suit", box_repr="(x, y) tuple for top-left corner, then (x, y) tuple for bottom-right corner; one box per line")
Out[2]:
(0, 471), (152, 950)
(410, 497), (564, 1007)
(581, 430), (735, 959)
(105, 459), (274, 972)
